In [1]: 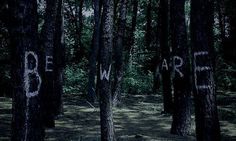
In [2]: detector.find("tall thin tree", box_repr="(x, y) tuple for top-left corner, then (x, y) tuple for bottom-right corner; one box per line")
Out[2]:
(113, 0), (127, 106)
(159, 0), (173, 114)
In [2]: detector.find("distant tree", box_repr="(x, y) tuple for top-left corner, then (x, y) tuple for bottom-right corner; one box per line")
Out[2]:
(99, 0), (116, 140)
(73, 0), (85, 62)
(87, 0), (102, 103)
(113, 0), (127, 106)
(159, 0), (173, 114)
(170, 0), (191, 136)
(9, 0), (44, 140)
(145, 0), (152, 50)
(191, 0), (221, 140)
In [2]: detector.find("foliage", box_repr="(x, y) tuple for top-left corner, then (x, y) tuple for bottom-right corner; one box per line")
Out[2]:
(64, 59), (88, 95)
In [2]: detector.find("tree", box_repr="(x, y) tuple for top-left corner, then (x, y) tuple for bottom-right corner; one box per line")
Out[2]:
(87, 0), (102, 103)
(74, 0), (85, 62)
(191, 0), (221, 140)
(99, 0), (116, 140)
(40, 0), (58, 128)
(159, 0), (173, 114)
(53, 0), (65, 116)
(9, 0), (44, 140)
(113, 0), (127, 106)
(145, 0), (152, 50)
(170, 0), (191, 136)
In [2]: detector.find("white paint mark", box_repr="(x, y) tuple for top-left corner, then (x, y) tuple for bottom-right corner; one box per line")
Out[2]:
(196, 85), (212, 90)
(45, 56), (53, 72)
(24, 51), (42, 98)
(162, 59), (169, 71)
(195, 66), (211, 71)
(100, 65), (112, 81)
(193, 51), (213, 92)
(173, 56), (184, 77)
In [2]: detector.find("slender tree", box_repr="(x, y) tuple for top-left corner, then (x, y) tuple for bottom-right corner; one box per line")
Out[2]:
(145, 0), (152, 50)
(99, 0), (116, 140)
(74, 0), (84, 62)
(191, 0), (221, 140)
(159, 0), (173, 114)
(87, 0), (102, 102)
(9, 0), (44, 140)
(112, 0), (127, 106)
(53, 0), (65, 116)
(170, 0), (191, 135)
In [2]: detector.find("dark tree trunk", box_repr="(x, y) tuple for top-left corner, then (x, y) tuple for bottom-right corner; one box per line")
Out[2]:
(99, 0), (115, 140)
(53, 0), (65, 116)
(159, 0), (173, 114)
(170, 0), (191, 136)
(145, 0), (152, 49)
(125, 0), (138, 71)
(9, 0), (44, 140)
(87, 0), (102, 103)
(191, 0), (221, 140)
(74, 0), (84, 62)
(40, 0), (58, 128)
(113, 0), (127, 106)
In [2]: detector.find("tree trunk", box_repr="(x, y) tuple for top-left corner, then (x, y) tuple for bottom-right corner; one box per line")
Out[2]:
(9, 0), (44, 140)
(170, 0), (191, 136)
(74, 0), (84, 62)
(53, 0), (65, 117)
(125, 0), (138, 71)
(160, 0), (173, 114)
(113, 0), (127, 106)
(87, 0), (102, 103)
(40, 0), (58, 128)
(145, 0), (152, 50)
(99, 0), (115, 140)
(191, 0), (221, 140)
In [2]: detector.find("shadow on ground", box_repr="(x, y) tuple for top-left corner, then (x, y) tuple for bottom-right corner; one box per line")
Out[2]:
(0, 92), (236, 141)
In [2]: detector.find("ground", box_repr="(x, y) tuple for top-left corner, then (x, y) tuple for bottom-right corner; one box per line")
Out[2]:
(0, 91), (236, 141)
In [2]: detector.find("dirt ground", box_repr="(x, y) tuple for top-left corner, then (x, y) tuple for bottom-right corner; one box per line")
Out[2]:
(0, 91), (236, 141)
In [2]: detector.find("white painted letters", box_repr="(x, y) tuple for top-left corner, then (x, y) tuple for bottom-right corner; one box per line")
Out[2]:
(162, 59), (169, 71)
(173, 56), (184, 77)
(24, 51), (42, 98)
(194, 51), (212, 91)
(100, 65), (112, 81)
(45, 56), (53, 72)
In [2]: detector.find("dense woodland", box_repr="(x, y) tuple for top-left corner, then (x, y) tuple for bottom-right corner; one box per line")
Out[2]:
(0, 0), (236, 141)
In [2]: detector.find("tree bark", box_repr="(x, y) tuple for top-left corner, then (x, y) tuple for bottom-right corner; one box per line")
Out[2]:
(9, 0), (44, 140)
(74, 0), (84, 62)
(191, 0), (221, 140)
(53, 0), (65, 117)
(145, 0), (152, 50)
(159, 0), (173, 114)
(113, 0), (127, 106)
(99, 0), (116, 140)
(170, 0), (191, 136)
(87, 0), (102, 103)
(40, 0), (58, 128)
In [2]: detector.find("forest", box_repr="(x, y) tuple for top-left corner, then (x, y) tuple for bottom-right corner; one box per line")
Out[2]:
(0, 0), (236, 141)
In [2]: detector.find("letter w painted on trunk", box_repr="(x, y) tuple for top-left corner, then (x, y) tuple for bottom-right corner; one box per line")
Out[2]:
(100, 65), (112, 81)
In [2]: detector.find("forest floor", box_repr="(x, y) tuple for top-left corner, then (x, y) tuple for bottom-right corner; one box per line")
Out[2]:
(0, 91), (236, 141)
